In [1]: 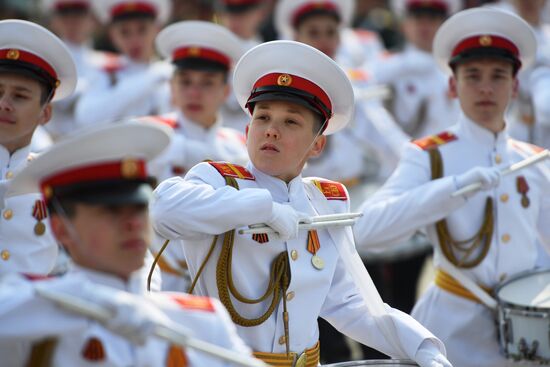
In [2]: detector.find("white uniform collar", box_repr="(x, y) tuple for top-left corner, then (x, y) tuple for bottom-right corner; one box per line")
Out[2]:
(247, 162), (305, 203)
(0, 144), (31, 173)
(178, 111), (222, 139)
(71, 265), (145, 294)
(456, 113), (508, 148)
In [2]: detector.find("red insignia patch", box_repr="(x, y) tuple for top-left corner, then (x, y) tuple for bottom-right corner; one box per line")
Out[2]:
(167, 293), (215, 312)
(413, 131), (457, 151)
(312, 180), (347, 201)
(209, 162), (255, 180)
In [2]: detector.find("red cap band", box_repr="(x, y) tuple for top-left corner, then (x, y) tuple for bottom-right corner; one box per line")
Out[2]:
(407, 0), (448, 12)
(249, 72), (332, 119)
(0, 48), (58, 82)
(40, 159), (147, 199)
(292, 2), (339, 27)
(452, 35), (519, 58)
(111, 2), (156, 18)
(223, 0), (261, 5)
(173, 47), (231, 68)
(54, 1), (89, 11)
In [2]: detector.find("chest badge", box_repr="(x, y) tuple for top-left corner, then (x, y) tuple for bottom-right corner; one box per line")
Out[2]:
(252, 233), (269, 244)
(32, 200), (48, 236)
(516, 176), (530, 208)
(307, 230), (324, 270)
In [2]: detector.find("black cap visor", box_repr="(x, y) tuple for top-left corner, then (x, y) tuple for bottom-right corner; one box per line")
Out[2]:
(51, 179), (154, 206)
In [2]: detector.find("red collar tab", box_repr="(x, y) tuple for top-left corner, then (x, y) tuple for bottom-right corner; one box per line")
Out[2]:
(249, 72), (332, 120)
(173, 46), (231, 68)
(111, 2), (156, 18)
(292, 2), (339, 27)
(452, 35), (519, 58)
(40, 159), (147, 200)
(0, 48), (59, 84)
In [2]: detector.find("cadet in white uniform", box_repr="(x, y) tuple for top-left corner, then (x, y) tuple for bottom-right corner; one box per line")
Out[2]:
(366, 0), (461, 170)
(75, 0), (172, 126)
(146, 20), (248, 292)
(0, 20), (77, 275)
(353, 8), (550, 367)
(215, 0), (268, 133)
(0, 121), (252, 367)
(40, 0), (103, 141)
(273, 0), (390, 191)
(151, 40), (452, 367)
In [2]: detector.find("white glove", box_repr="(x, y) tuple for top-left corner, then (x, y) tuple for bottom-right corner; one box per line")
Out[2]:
(455, 166), (501, 196)
(415, 340), (453, 367)
(265, 203), (310, 241)
(81, 283), (167, 345)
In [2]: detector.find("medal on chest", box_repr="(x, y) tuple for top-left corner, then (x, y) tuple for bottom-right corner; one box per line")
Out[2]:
(32, 199), (47, 236)
(307, 230), (324, 270)
(516, 176), (530, 208)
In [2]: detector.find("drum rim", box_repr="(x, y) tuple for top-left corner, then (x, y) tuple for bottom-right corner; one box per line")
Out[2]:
(495, 268), (550, 312)
(322, 359), (418, 366)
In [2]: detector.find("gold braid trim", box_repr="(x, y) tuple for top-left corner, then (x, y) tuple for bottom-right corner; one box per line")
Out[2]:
(189, 175), (292, 353)
(428, 148), (494, 268)
(25, 338), (58, 367)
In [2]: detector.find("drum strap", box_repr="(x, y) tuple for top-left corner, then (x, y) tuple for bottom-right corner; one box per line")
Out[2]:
(434, 268), (492, 304)
(188, 174), (292, 355)
(428, 148), (494, 268)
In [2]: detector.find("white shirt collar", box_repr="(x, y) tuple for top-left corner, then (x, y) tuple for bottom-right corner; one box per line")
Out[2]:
(247, 162), (305, 203)
(456, 113), (508, 148)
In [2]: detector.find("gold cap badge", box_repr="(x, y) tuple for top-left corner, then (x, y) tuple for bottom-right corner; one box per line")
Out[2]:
(479, 35), (492, 47)
(7, 49), (20, 60)
(277, 74), (292, 87)
(121, 159), (139, 179)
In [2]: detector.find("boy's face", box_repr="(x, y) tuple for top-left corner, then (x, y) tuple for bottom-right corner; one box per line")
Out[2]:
(50, 11), (96, 44)
(170, 69), (229, 127)
(219, 7), (266, 40)
(0, 73), (52, 153)
(449, 58), (518, 132)
(51, 203), (150, 280)
(247, 100), (326, 182)
(295, 15), (340, 59)
(109, 18), (158, 62)
(402, 13), (445, 52)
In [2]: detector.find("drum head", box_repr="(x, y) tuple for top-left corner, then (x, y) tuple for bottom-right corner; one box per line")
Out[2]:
(497, 269), (550, 308)
(322, 360), (418, 366)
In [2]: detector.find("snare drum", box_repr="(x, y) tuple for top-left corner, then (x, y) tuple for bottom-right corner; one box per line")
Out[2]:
(496, 269), (550, 363)
(322, 360), (418, 366)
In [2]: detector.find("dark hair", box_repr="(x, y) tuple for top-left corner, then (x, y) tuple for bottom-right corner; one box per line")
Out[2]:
(450, 53), (520, 77)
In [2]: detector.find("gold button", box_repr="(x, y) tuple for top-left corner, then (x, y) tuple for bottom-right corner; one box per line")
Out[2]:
(499, 273), (507, 282)
(5, 171), (13, 179)
(495, 154), (502, 164)
(500, 194), (509, 203)
(278, 335), (286, 345)
(1, 250), (10, 261)
(290, 250), (298, 261)
(3, 209), (12, 220)
(501, 234), (510, 243)
(286, 291), (295, 301)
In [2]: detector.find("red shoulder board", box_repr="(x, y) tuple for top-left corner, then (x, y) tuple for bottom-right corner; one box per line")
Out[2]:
(98, 52), (125, 74)
(22, 273), (56, 281)
(168, 294), (215, 312)
(413, 131), (457, 151)
(510, 139), (545, 154)
(347, 68), (370, 82)
(312, 180), (347, 201)
(142, 115), (179, 129)
(209, 162), (255, 180)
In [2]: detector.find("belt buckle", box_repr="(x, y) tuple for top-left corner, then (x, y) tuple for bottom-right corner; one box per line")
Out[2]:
(293, 351), (307, 367)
